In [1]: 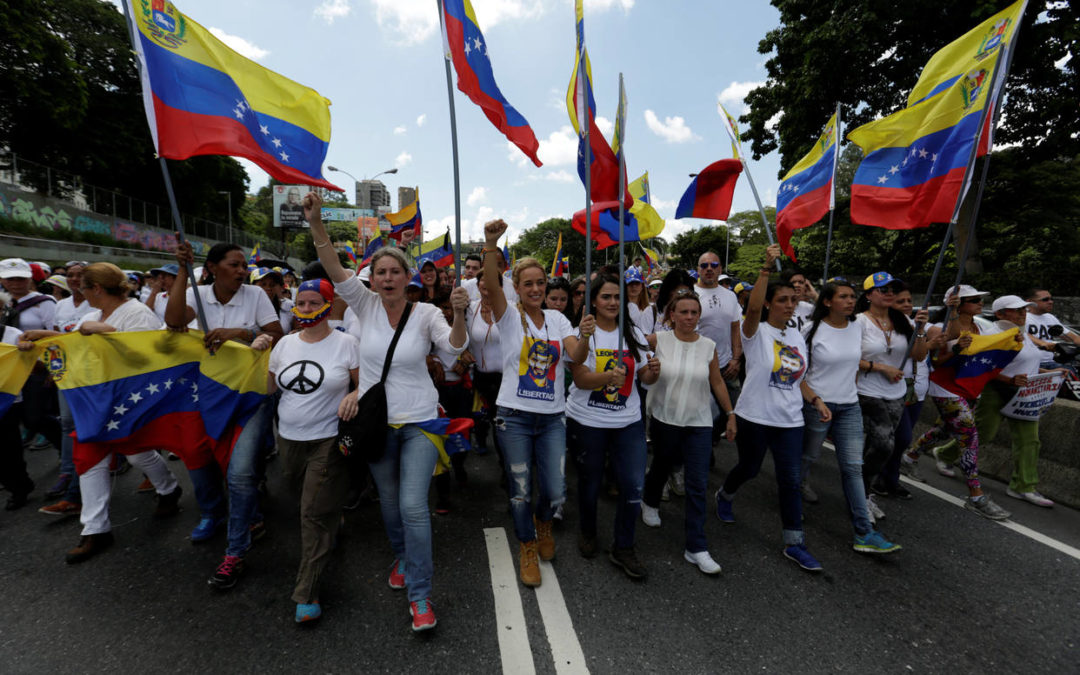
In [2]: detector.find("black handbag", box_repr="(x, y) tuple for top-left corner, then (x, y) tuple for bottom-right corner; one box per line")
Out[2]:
(338, 302), (413, 465)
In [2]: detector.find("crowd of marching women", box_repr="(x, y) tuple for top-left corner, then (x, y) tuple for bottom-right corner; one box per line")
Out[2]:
(0, 192), (1072, 632)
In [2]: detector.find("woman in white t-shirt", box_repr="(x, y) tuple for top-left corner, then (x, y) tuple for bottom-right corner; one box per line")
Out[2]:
(566, 273), (659, 578)
(799, 280), (900, 554)
(481, 220), (590, 590)
(263, 278), (361, 624)
(640, 290), (735, 575)
(853, 273), (928, 522)
(714, 245), (832, 573)
(307, 193), (468, 633)
(20, 263), (181, 563)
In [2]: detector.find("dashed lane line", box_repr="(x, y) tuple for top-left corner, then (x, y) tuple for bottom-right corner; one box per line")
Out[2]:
(535, 559), (589, 674)
(484, 527), (536, 675)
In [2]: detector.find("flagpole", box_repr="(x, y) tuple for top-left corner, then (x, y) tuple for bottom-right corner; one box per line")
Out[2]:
(581, 48), (593, 288)
(740, 161), (782, 272)
(616, 74), (626, 355)
(119, 0), (208, 333)
(437, 0), (462, 284)
(822, 101), (841, 281)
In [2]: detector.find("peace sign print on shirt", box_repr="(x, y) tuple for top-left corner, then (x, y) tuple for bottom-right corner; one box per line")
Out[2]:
(278, 360), (325, 394)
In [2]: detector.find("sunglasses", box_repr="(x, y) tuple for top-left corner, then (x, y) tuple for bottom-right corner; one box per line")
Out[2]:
(874, 286), (897, 294)
(699, 262), (720, 269)
(573, 290), (585, 297)
(1036, 296), (1052, 302)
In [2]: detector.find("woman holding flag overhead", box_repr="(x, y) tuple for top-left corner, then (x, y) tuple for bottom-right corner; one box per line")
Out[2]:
(305, 192), (470, 632)
(481, 219), (591, 589)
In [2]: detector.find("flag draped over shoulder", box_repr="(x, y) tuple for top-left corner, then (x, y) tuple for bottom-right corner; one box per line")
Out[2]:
(441, 0), (542, 166)
(776, 113), (839, 260)
(675, 160), (743, 221)
(385, 198), (422, 242)
(42, 331), (268, 474)
(929, 328), (1022, 400)
(124, 0), (340, 191)
(0, 344), (41, 418)
(415, 232), (455, 268)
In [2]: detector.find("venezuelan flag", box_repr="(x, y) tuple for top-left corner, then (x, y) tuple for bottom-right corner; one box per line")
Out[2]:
(385, 198), (422, 242)
(640, 244), (660, 271)
(247, 242), (261, 268)
(359, 236), (385, 268)
(572, 172), (665, 250)
(0, 344), (41, 418)
(125, 0), (340, 190)
(551, 232), (563, 277)
(43, 331), (268, 473)
(416, 232), (455, 269)
(848, 63), (996, 230)
(929, 328), (1022, 400)
(675, 160), (743, 221)
(344, 240), (357, 266)
(442, 0), (541, 167)
(776, 113), (839, 260)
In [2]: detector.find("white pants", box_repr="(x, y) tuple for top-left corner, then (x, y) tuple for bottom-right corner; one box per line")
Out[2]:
(79, 451), (179, 536)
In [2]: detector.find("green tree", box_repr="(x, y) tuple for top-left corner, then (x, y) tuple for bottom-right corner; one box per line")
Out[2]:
(669, 224), (736, 269)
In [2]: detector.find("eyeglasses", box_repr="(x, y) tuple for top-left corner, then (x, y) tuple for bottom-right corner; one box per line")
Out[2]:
(1036, 296), (1052, 302)
(698, 262), (720, 269)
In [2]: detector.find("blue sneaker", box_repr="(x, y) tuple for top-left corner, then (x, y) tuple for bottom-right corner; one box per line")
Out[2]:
(295, 602), (322, 623)
(783, 544), (823, 572)
(190, 515), (225, 543)
(714, 490), (734, 523)
(854, 530), (902, 554)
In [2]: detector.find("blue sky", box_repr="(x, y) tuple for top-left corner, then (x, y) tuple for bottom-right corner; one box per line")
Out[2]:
(119, 0), (789, 243)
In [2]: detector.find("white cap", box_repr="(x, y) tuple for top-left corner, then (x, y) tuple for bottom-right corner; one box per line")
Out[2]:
(193, 266), (205, 281)
(992, 295), (1035, 314)
(944, 284), (989, 301)
(0, 258), (32, 279)
(358, 266), (372, 282)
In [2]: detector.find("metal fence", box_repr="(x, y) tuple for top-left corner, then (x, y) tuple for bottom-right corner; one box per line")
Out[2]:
(0, 151), (283, 256)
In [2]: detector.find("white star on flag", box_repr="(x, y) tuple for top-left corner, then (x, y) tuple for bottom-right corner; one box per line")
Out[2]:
(129, 392), (143, 404)
(271, 138), (282, 148)
(473, 37), (482, 51)
(147, 383), (159, 395)
(113, 404), (128, 416)
(464, 42), (471, 55)
(233, 108), (244, 120)
(107, 420), (120, 431)
(918, 148), (929, 158)
(260, 124), (269, 135)
(164, 379), (173, 389)
(889, 165), (899, 175)
(877, 175), (888, 184)
(280, 151), (289, 162)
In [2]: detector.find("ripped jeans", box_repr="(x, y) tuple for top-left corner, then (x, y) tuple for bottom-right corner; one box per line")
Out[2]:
(568, 418), (647, 550)
(495, 407), (566, 543)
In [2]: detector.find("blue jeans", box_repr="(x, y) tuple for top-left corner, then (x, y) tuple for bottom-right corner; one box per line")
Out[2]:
(368, 424), (439, 602)
(224, 396), (276, 557)
(187, 463), (226, 520)
(802, 402), (872, 536)
(495, 407), (566, 543)
(568, 418), (647, 550)
(643, 419), (712, 553)
(721, 416), (805, 546)
(57, 391), (81, 503)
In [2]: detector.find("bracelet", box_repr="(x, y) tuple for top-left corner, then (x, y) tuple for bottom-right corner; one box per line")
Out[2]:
(867, 360), (874, 373)
(482, 247), (500, 255)
(315, 239), (331, 248)
(248, 328), (258, 342)
(725, 410), (735, 416)
(759, 267), (772, 274)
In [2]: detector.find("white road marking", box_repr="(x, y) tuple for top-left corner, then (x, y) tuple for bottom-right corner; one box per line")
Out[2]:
(535, 560), (590, 675)
(822, 441), (1080, 562)
(483, 528), (536, 675)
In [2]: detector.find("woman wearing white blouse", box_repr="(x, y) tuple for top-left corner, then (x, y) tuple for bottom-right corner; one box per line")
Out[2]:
(306, 192), (469, 633)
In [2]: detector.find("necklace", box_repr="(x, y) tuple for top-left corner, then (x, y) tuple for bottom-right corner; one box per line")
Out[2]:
(871, 315), (894, 354)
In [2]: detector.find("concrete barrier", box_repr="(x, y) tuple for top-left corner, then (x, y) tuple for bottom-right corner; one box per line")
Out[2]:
(916, 398), (1080, 509)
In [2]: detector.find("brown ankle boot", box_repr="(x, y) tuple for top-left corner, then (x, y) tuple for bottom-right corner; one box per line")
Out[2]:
(65, 531), (115, 564)
(519, 541), (541, 587)
(534, 516), (555, 561)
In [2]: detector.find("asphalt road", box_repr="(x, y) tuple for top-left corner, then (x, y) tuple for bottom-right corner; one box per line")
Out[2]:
(2, 436), (1078, 673)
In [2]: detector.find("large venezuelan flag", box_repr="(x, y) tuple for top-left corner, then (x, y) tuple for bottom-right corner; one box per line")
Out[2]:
(442, 0), (542, 167)
(125, 0), (340, 190)
(929, 328), (1022, 400)
(847, 65), (995, 230)
(776, 113), (839, 260)
(385, 199), (422, 243)
(43, 331), (268, 474)
(572, 172), (664, 250)
(0, 344), (40, 418)
(415, 232), (455, 269)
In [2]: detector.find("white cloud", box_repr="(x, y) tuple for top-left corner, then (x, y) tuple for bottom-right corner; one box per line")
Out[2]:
(532, 170), (575, 183)
(643, 110), (700, 144)
(395, 151), (413, 168)
(315, 0), (351, 24)
(595, 116), (614, 137)
(207, 28), (269, 61)
(509, 125), (579, 167)
(370, 0), (594, 45)
(416, 114), (427, 127)
(717, 80), (766, 114)
(583, 0), (635, 11)
(466, 186), (488, 206)
(765, 112), (782, 132)
(393, 125), (407, 135)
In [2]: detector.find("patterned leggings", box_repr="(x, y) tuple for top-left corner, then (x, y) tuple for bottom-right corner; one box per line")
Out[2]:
(914, 396), (980, 489)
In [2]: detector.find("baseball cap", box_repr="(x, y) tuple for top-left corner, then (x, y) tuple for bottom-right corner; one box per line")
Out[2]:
(408, 273), (423, 289)
(687, 269), (699, 280)
(150, 263), (180, 276)
(648, 278), (663, 288)
(991, 295), (1035, 313)
(624, 268), (645, 285)
(0, 258), (32, 279)
(249, 266), (283, 284)
(44, 274), (70, 292)
(718, 274), (732, 282)
(943, 284), (989, 301)
(734, 281), (754, 294)
(862, 271), (902, 290)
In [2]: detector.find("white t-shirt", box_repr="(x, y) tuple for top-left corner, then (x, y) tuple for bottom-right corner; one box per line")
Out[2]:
(467, 300), (502, 373)
(185, 285), (278, 332)
(77, 299), (163, 333)
(462, 276), (518, 305)
(1026, 312), (1068, 342)
(854, 313), (908, 399)
(138, 286), (151, 303)
(734, 322), (808, 428)
(53, 296), (94, 333)
(647, 331), (716, 428)
(10, 292), (56, 331)
(334, 275), (466, 424)
(802, 319), (862, 405)
(787, 301), (816, 332)
(630, 303), (658, 337)
(146, 291), (171, 322)
(988, 321), (1042, 379)
(278, 298), (295, 334)
(494, 304), (575, 413)
(566, 325), (648, 428)
(695, 284), (741, 366)
(269, 330), (360, 441)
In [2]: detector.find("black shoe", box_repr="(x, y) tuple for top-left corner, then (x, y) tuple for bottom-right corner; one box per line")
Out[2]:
(66, 532), (115, 564)
(208, 555), (245, 591)
(889, 484), (913, 500)
(578, 533), (597, 559)
(5, 482), (33, 511)
(870, 480), (890, 497)
(609, 546), (647, 579)
(153, 485), (183, 519)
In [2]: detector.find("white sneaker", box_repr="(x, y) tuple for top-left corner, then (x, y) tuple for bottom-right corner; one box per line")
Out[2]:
(932, 447), (957, 478)
(640, 503), (661, 528)
(684, 550), (722, 575)
(867, 494), (886, 521)
(1006, 488), (1054, 508)
(661, 482), (671, 502)
(669, 468), (686, 497)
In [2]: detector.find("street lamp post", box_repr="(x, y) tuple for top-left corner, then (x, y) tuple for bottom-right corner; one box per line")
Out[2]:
(327, 166), (400, 247)
(217, 190), (232, 244)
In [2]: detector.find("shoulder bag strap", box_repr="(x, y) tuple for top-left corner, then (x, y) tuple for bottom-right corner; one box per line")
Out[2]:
(378, 302), (413, 384)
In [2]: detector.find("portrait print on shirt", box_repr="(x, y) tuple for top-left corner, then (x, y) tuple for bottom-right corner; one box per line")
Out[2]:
(588, 349), (635, 411)
(769, 340), (806, 390)
(517, 337), (560, 401)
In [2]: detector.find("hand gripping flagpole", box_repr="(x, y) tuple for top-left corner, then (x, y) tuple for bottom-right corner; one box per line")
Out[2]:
(119, 0), (208, 333)
(720, 103), (780, 271)
(822, 101), (842, 281)
(437, 1), (463, 284)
